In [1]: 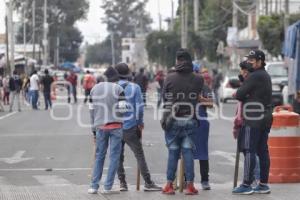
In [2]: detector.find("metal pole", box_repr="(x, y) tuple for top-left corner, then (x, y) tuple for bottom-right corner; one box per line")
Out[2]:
(266, 0), (269, 15)
(284, 0), (289, 32)
(43, 0), (48, 67)
(8, 0), (15, 74)
(232, 1), (238, 27)
(111, 33), (115, 66)
(181, 0), (187, 48)
(32, 0), (36, 61)
(171, 0), (174, 31)
(56, 37), (60, 67)
(184, 0), (188, 48)
(181, 0), (185, 48)
(158, 0), (162, 31)
(194, 0), (199, 33)
(5, 15), (10, 75)
(23, 2), (27, 74)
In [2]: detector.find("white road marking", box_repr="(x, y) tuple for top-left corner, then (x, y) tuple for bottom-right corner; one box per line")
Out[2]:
(0, 151), (34, 164)
(0, 166), (131, 172)
(33, 175), (72, 186)
(0, 111), (17, 120)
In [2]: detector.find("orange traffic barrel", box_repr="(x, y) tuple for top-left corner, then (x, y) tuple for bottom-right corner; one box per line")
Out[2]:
(269, 105), (300, 183)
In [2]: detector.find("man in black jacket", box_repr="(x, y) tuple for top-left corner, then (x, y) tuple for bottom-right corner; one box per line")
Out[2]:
(233, 50), (273, 195)
(161, 49), (203, 195)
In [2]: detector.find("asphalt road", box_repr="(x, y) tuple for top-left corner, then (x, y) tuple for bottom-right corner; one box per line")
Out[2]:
(0, 90), (299, 200)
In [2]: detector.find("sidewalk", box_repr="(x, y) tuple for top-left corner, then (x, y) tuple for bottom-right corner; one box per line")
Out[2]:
(0, 183), (299, 200)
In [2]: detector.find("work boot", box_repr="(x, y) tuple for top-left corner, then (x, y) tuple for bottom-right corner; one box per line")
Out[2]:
(162, 182), (175, 195)
(185, 182), (198, 195)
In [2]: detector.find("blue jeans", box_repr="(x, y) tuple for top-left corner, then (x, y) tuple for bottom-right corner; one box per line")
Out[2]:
(91, 128), (123, 190)
(31, 90), (39, 109)
(165, 119), (198, 182)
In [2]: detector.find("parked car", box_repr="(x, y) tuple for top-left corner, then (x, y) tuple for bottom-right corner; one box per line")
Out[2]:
(219, 69), (240, 103)
(265, 62), (288, 107)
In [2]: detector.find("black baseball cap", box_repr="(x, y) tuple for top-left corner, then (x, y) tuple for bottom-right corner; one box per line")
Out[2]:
(245, 50), (265, 62)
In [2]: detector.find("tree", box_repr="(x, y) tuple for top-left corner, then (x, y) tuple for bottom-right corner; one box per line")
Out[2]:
(101, 0), (152, 62)
(85, 37), (113, 66)
(257, 13), (300, 56)
(146, 31), (180, 68)
(13, 0), (89, 62)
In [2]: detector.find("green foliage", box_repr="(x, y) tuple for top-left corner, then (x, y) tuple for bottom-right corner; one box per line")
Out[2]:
(85, 37), (112, 66)
(146, 31), (180, 68)
(101, 0), (152, 62)
(257, 15), (283, 56)
(14, 0), (89, 62)
(257, 13), (300, 56)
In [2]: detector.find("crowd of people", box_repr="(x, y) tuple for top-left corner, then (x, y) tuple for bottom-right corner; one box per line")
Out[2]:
(87, 48), (273, 196)
(0, 48), (274, 196)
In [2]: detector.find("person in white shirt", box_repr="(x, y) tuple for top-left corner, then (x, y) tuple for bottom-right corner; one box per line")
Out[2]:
(30, 71), (40, 110)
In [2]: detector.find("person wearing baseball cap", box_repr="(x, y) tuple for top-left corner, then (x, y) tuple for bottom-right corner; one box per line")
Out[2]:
(233, 50), (273, 195)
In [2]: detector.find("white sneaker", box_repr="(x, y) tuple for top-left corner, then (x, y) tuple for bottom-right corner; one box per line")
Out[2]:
(88, 188), (98, 194)
(101, 189), (120, 194)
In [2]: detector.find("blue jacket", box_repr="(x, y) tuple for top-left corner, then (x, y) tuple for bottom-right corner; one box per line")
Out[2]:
(118, 80), (144, 130)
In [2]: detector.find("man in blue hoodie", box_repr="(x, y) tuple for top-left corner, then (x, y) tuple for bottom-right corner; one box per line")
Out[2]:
(115, 63), (161, 192)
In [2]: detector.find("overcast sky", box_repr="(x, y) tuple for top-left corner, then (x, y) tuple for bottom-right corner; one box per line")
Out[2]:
(0, 0), (178, 44)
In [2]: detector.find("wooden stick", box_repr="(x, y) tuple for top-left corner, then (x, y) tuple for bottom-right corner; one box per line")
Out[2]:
(233, 142), (240, 188)
(178, 158), (184, 193)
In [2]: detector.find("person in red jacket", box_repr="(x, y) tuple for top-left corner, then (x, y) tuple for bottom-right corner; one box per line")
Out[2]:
(83, 70), (96, 103)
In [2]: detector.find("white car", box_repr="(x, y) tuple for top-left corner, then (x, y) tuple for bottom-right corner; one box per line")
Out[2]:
(265, 62), (288, 106)
(219, 69), (240, 103)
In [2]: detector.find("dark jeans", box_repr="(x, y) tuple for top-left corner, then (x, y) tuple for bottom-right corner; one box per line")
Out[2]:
(117, 125), (152, 184)
(68, 85), (77, 103)
(238, 125), (270, 185)
(84, 89), (92, 103)
(44, 92), (52, 109)
(199, 160), (209, 182)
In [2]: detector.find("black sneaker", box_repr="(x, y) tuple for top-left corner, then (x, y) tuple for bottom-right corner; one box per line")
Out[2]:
(120, 182), (128, 192)
(144, 181), (162, 191)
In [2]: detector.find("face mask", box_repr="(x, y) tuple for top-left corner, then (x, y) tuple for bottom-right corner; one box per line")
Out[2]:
(247, 63), (255, 72)
(238, 74), (244, 82)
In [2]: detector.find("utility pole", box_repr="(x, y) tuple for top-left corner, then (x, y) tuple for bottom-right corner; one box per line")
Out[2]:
(266, 0), (269, 15)
(5, 15), (10, 75)
(232, 1), (238, 27)
(23, 2), (27, 74)
(111, 33), (115, 66)
(171, 0), (174, 31)
(55, 37), (60, 67)
(32, 0), (36, 61)
(8, 0), (15, 74)
(158, 0), (162, 31)
(232, 1), (238, 69)
(284, 0), (289, 32)
(275, 0), (278, 14)
(194, 0), (199, 33)
(180, 0), (187, 48)
(43, 0), (48, 68)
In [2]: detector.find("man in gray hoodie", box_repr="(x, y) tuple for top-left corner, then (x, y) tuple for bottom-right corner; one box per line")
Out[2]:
(88, 67), (125, 194)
